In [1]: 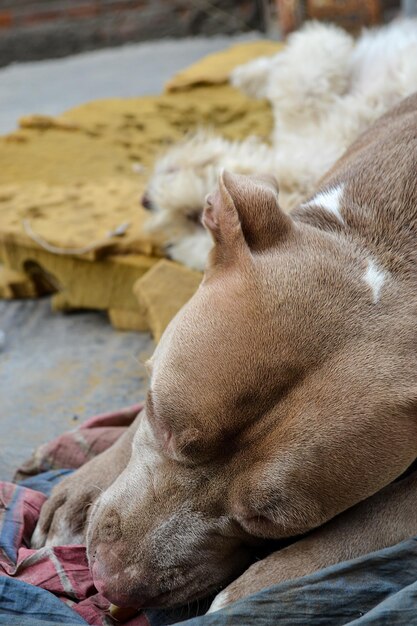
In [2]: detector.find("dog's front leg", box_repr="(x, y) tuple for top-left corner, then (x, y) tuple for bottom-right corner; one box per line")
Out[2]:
(31, 411), (143, 548)
(209, 471), (417, 612)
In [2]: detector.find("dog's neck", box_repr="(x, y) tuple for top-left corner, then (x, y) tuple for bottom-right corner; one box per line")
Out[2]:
(291, 100), (417, 280)
(293, 183), (416, 282)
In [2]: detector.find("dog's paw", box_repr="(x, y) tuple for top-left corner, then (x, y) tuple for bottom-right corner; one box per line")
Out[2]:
(207, 557), (271, 613)
(31, 473), (100, 548)
(207, 589), (233, 613)
(31, 445), (126, 548)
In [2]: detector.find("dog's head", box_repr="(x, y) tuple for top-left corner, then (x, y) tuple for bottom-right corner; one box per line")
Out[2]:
(142, 133), (276, 269)
(142, 131), (222, 235)
(88, 171), (417, 608)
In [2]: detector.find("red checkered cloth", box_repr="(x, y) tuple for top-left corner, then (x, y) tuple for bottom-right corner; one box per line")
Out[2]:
(15, 404), (143, 481)
(0, 404), (153, 626)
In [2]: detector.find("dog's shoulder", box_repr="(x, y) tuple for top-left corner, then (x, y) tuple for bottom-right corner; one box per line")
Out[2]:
(292, 94), (417, 274)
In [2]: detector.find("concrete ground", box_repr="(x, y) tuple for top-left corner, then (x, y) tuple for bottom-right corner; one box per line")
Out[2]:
(0, 34), (261, 480)
(0, 299), (154, 480)
(0, 33), (260, 135)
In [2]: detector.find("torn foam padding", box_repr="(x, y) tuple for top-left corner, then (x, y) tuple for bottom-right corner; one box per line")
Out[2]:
(133, 260), (202, 342)
(165, 40), (283, 92)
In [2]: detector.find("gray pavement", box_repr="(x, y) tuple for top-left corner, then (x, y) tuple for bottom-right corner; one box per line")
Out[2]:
(0, 299), (153, 480)
(0, 33), (260, 134)
(0, 34), (261, 480)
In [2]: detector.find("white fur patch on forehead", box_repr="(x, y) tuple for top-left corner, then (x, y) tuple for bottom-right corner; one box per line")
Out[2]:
(302, 184), (345, 224)
(363, 259), (387, 304)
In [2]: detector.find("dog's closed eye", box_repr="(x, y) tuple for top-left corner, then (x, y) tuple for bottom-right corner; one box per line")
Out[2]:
(230, 482), (288, 538)
(186, 209), (204, 226)
(240, 514), (271, 527)
(233, 509), (280, 538)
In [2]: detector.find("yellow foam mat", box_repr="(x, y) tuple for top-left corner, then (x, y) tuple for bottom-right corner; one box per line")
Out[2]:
(0, 264), (36, 299)
(133, 260), (202, 342)
(166, 40), (282, 91)
(0, 87), (272, 258)
(0, 41), (279, 336)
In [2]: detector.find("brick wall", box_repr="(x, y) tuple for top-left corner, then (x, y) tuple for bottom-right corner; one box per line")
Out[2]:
(0, 1), (264, 67)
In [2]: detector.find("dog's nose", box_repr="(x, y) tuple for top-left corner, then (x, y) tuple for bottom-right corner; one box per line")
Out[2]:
(141, 193), (153, 211)
(92, 556), (149, 607)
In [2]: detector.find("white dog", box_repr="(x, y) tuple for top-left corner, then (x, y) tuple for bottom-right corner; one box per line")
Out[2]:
(143, 19), (417, 270)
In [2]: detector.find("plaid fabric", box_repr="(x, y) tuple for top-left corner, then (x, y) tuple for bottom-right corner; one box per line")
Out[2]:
(15, 404), (144, 481)
(0, 405), (206, 626)
(0, 406), (149, 626)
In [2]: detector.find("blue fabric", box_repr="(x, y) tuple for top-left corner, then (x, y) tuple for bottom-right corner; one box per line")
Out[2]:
(0, 484), (25, 563)
(19, 469), (74, 497)
(0, 470), (86, 626)
(175, 537), (417, 626)
(0, 577), (88, 625)
(148, 600), (212, 626)
(9, 471), (417, 625)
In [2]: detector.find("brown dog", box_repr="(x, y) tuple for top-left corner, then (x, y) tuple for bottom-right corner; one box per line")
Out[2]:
(32, 94), (417, 612)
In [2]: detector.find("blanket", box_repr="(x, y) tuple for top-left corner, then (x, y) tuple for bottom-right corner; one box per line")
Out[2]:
(1, 406), (417, 626)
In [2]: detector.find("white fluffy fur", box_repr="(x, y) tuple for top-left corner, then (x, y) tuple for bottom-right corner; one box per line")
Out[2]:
(144, 19), (417, 270)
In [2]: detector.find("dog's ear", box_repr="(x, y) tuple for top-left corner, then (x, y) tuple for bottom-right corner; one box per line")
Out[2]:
(203, 171), (292, 265)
